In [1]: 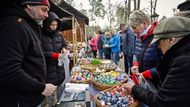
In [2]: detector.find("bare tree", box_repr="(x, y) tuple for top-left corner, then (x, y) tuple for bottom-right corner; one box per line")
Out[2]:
(79, 3), (88, 16)
(89, 0), (106, 26)
(137, 0), (140, 10)
(133, 0), (136, 10)
(150, 0), (159, 21)
(153, 0), (157, 14)
(126, 0), (131, 21)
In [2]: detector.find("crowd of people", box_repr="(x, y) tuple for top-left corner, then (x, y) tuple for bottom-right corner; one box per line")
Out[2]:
(1, 0), (190, 107)
(88, 24), (135, 71)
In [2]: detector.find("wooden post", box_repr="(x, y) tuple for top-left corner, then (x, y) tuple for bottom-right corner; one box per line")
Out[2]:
(72, 16), (77, 65)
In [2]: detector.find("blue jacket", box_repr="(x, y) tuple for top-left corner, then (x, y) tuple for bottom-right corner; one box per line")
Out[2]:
(122, 27), (135, 57)
(109, 34), (120, 53)
(133, 22), (162, 80)
(134, 35), (162, 79)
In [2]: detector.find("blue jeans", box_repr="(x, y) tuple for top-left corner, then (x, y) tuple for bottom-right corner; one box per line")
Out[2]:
(98, 49), (104, 59)
(112, 52), (119, 65)
(124, 55), (133, 73)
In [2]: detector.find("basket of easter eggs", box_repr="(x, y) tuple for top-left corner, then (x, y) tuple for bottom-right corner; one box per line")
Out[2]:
(80, 64), (97, 72)
(94, 83), (141, 107)
(92, 71), (128, 91)
(71, 69), (93, 84)
(100, 59), (113, 64)
(98, 63), (118, 72)
(79, 58), (91, 65)
(80, 58), (101, 71)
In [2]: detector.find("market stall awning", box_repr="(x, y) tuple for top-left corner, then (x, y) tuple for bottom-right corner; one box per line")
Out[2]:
(50, 0), (89, 30)
(50, 0), (73, 30)
(57, 0), (89, 25)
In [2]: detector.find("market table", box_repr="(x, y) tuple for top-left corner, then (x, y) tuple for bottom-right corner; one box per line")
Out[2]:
(55, 58), (138, 107)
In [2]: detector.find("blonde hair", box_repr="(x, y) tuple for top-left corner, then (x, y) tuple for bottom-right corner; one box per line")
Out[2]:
(128, 10), (150, 27)
(109, 28), (116, 35)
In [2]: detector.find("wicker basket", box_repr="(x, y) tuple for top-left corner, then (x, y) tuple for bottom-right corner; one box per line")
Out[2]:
(94, 83), (141, 107)
(91, 75), (128, 91)
(70, 71), (93, 84)
(80, 64), (97, 71)
(79, 62), (91, 65)
(100, 59), (113, 64)
(98, 66), (117, 72)
(98, 60), (117, 72)
(71, 79), (91, 84)
(79, 59), (91, 65)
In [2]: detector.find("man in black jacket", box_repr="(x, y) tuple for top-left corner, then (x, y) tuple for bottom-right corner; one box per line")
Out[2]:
(42, 11), (68, 107)
(0, 0), (57, 107)
(126, 16), (190, 107)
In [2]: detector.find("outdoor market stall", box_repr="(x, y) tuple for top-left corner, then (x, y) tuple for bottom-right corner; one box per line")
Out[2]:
(50, 0), (89, 65)
(56, 58), (140, 107)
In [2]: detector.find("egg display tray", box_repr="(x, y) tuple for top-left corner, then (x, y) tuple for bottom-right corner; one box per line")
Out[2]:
(91, 73), (128, 91)
(94, 83), (141, 107)
(71, 71), (93, 84)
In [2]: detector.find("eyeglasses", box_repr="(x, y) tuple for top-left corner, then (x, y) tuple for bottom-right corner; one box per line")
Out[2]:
(131, 26), (137, 30)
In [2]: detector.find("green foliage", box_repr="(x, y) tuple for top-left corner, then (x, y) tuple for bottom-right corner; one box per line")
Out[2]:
(91, 58), (101, 66)
(88, 0), (106, 18)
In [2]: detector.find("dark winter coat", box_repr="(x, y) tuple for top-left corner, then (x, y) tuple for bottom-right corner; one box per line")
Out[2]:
(0, 4), (46, 107)
(132, 35), (190, 107)
(97, 34), (105, 49)
(122, 27), (135, 57)
(104, 38), (111, 59)
(135, 35), (161, 72)
(42, 12), (67, 85)
(133, 22), (162, 82)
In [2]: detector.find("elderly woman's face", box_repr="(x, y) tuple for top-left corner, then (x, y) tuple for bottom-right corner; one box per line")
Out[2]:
(131, 23), (146, 35)
(106, 34), (110, 38)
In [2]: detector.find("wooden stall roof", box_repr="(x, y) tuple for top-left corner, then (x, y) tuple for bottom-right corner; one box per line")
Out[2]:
(50, 0), (89, 30)
(58, 0), (89, 25)
(49, 0), (73, 30)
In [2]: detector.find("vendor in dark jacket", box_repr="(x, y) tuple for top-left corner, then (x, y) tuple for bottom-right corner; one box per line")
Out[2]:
(0, 0), (57, 107)
(42, 11), (68, 107)
(127, 16), (190, 107)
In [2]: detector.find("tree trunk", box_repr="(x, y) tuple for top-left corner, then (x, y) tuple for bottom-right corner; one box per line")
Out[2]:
(153, 0), (157, 13)
(108, 0), (111, 28)
(137, 0), (140, 9)
(127, 0), (131, 21)
(150, 0), (153, 21)
(134, 0), (136, 10)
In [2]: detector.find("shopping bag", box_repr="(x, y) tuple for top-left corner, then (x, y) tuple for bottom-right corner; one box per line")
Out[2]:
(139, 74), (158, 93)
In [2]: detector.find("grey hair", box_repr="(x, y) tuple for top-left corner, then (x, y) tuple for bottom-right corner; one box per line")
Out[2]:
(109, 28), (116, 35)
(128, 10), (150, 27)
(105, 31), (111, 36)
